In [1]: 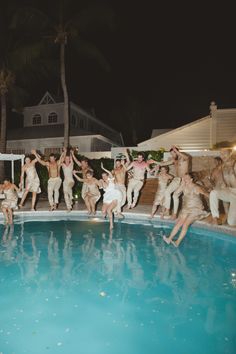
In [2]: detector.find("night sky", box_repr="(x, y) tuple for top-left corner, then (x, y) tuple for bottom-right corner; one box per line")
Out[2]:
(7, 1), (236, 145)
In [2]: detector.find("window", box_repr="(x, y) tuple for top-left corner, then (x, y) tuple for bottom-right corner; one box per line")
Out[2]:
(71, 114), (78, 127)
(48, 112), (58, 124)
(32, 114), (41, 125)
(79, 118), (85, 129)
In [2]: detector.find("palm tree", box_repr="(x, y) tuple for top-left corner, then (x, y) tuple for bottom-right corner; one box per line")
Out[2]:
(16, 0), (114, 148)
(0, 3), (56, 180)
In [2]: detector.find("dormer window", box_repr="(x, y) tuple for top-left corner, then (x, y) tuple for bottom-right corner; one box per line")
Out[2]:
(48, 112), (58, 124)
(32, 114), (41, 125)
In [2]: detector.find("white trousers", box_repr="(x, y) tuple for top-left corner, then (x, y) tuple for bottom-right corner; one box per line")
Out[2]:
(48, 177), (62, 206)
(163, 177), (181, 214)
(127, 179), (144, 206)
(63, 179), (74, 209)
(116, 184), (127, 207)
(210, 188), (236, 226)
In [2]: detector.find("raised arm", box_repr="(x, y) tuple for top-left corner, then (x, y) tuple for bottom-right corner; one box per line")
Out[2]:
(101, 162), (113, 177)
(124, 149), (131, 165)
(31, 149), (48, 166)
(73, 170), (85, 182)
(125, 161), (134, 171)
(71, 150), (81, 167)
(172, 146), (189, 161)
(58, 148), (66, 166)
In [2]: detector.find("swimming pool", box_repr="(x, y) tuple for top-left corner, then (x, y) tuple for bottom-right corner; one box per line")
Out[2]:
(0, 218), (235, 354)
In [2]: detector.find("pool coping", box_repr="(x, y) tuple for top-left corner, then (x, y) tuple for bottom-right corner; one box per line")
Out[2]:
(1, 209), (236, 237)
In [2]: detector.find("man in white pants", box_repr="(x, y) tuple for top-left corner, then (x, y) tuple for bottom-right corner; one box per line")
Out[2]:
(210, 149), (236, 226)
(126, 152), (150, 209)
(32, 149), (64, 211)
(152, 146), (191, 219)
(61, 150), (74, 211)
(112, 151), (130, 209)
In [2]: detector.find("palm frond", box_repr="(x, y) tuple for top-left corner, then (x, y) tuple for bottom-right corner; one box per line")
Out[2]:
(69, 4), (115, 33)
(71, 37), (111, 73)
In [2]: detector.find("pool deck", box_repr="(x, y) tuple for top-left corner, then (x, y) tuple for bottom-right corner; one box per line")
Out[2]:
(1, 199), (236, 237)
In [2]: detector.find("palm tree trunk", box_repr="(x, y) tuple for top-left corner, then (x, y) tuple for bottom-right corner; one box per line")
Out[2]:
(60, 42), (69, 148)
(0, 93), (7, 180)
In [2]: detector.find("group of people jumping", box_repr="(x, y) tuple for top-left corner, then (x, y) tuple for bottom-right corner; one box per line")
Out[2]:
(0, 146), (235, 246)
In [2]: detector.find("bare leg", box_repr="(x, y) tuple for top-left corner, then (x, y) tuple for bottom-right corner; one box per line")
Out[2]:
(160, 205), (165, 219)
(172, 216), (195, 247)
(84, 196), (92, 214)
(31, 192), (37, 210)
(163, 216), (187, 244)
(150, 203), (159, 218)
(2, 207), (9, 224)
(102, 204), (108, 218)
(107, 201), (117, 230)
(8, 208), (13, 225)
(90, 198), (96, 215)
(19, 190), (29, 207)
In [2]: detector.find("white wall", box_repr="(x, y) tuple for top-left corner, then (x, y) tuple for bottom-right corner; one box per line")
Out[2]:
(7, 136), (92, 154)
(24, 103), (64, 127)
(216, 109), (236, 143)
(7, 135), (117, 155)
(138, 117), (211, 151)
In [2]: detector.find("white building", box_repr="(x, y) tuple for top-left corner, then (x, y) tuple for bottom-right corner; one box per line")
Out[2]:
(7, 92), (124, 156)
(138, 102), (236, 151)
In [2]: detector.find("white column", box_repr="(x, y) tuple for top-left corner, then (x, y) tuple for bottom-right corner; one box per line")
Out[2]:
(210, 101), (217, 148)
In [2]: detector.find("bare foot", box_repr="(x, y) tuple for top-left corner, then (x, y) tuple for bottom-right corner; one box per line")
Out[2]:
(126, 205), (132, 210)
(49, 205), (54, 211)
(163, 236), (171, 244)
(171, 214), (177, 220)
(18, 204), (23, 209)
(164, 209), (170, 217)
(131, 203), (136, 209)
(149, 214), (154, 219)
(171, 240), (178, 248)
(212, 217), (222, 225)
(31, 208), (36, 211)
(160, 213), (164, 219)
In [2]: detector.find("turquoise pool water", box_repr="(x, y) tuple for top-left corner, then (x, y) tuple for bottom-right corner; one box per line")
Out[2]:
(0, 219), (235, 354)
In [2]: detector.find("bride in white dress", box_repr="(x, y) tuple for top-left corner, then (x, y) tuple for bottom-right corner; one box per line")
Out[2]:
(19, 155), (41, 210)
(100, 163), (123, 230)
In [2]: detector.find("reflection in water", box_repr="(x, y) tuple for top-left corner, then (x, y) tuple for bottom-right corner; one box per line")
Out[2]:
(0, 221), (235, 333)
(17, 224), (41, 283)
(62, 229), (74, 283)
(0, 225), (16, 263)
(48, 230), (60, 281)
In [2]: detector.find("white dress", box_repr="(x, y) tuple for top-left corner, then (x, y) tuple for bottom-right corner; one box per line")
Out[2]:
(1, 188), (18, 209)
(25, 165), (41, 193)
(103, 177), (122, 204)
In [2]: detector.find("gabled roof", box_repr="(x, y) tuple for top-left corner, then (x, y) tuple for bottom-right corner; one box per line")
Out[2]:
(38, 91), (61, 105)
(138, 115), (211, 146)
